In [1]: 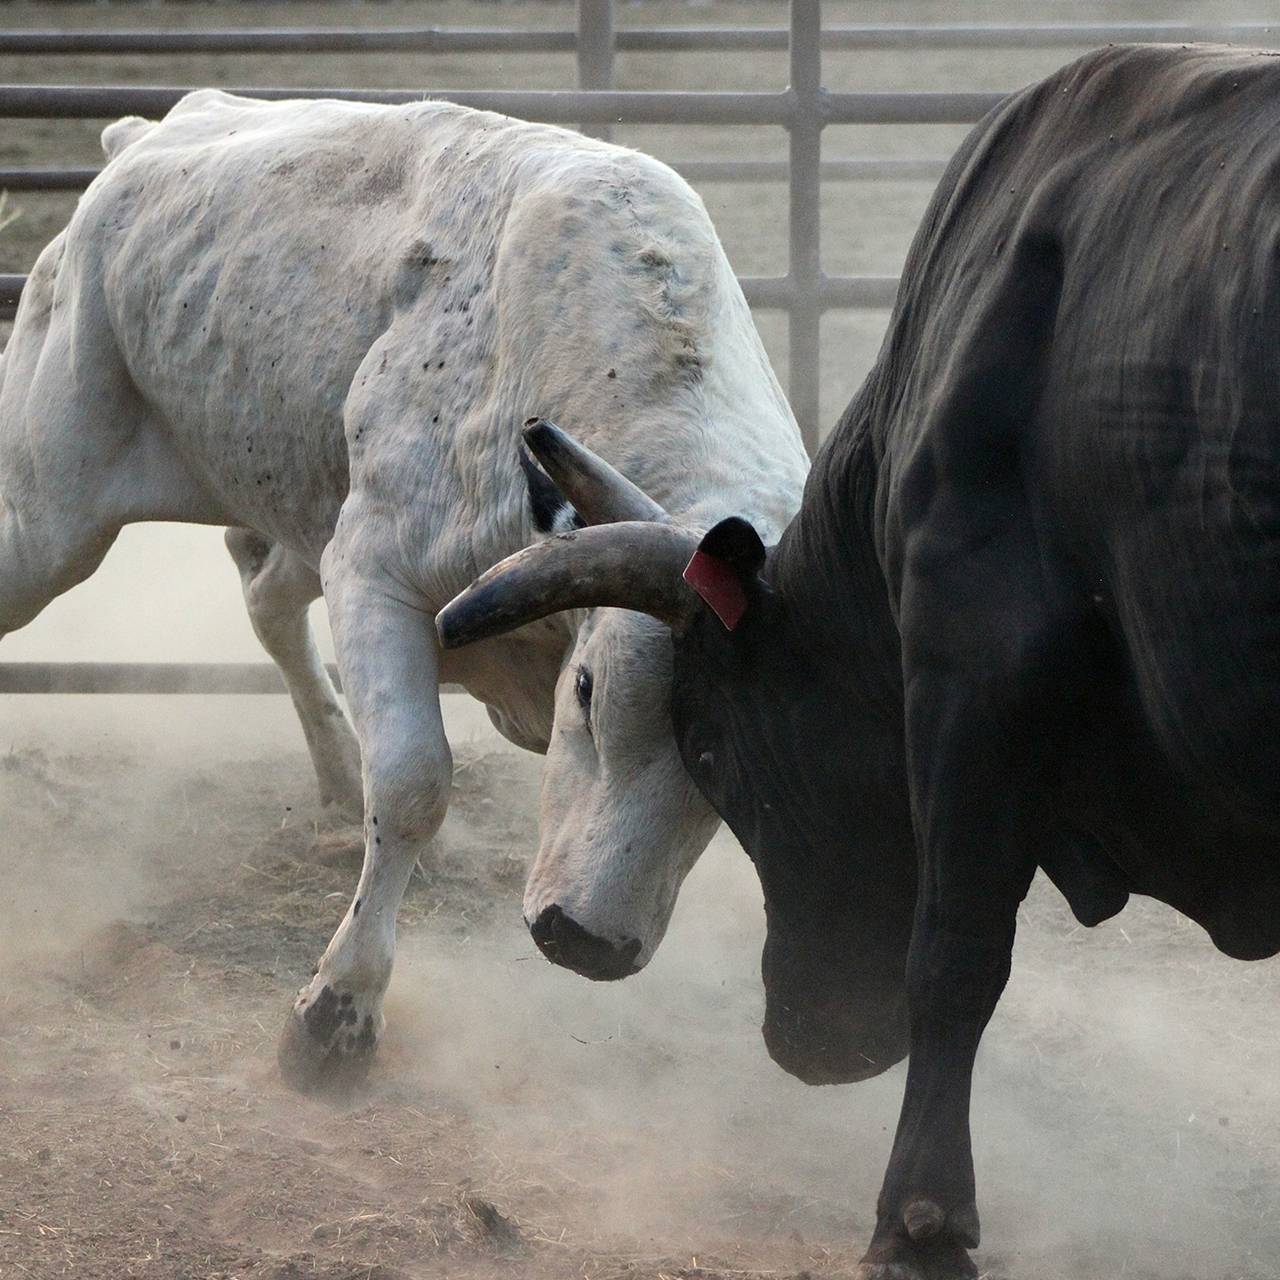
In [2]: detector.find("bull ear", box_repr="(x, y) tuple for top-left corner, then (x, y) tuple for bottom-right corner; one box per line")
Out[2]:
(522, 418), (670, 525)
(682, 517), (767, 632)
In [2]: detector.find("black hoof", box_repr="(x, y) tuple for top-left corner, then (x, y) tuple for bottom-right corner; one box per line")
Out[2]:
(277, 983), (379, 1097)
(855, 1242), (977, 1280)
(856, 1203), (980, 1280)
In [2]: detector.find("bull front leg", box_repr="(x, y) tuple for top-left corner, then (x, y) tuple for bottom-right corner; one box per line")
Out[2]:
(856, 660), (1039, 1280)
(859, 474), (1064, 1278)
(277, 514), (452, 1095)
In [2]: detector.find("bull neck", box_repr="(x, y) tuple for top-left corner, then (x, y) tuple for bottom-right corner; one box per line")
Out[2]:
(766, 415), (903, 712)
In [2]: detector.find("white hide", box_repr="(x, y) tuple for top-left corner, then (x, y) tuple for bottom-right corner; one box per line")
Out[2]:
(0, 92), (807, 1075)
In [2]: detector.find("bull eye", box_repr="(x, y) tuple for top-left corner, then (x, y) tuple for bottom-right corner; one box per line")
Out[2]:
(574, 666), (594, 720)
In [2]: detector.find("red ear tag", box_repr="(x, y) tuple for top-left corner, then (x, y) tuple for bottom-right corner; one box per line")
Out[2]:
(683, 549), (747, 631)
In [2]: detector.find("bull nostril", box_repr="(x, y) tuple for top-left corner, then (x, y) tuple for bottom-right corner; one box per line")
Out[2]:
(529, 905), (642, 981)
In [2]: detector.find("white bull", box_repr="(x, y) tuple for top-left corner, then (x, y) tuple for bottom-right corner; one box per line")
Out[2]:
(0, 90), (807, 1091)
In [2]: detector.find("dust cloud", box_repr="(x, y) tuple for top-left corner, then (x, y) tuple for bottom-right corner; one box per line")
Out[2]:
(2, 689), (1279, 1279)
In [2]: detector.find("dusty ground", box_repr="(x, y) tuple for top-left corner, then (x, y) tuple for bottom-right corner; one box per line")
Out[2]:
(0, 700), (866, 1280)
(4, 699), (1280, 1280)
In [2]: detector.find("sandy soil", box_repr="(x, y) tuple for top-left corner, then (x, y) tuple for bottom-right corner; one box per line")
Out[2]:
(3, 699), (1280, 1280)
(0, 702), (859, 1280)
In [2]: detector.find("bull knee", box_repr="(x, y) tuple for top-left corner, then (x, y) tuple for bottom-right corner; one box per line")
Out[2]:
(363, 742), (452, 843)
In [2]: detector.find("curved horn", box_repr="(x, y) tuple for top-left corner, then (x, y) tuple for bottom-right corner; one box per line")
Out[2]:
(523, 418), (670, 525)
(437, 521), (699, 649)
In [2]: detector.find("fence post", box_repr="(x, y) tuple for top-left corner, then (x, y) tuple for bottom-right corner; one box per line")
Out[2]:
(577, 0), (616, 141)
(788, 0), (823, 454)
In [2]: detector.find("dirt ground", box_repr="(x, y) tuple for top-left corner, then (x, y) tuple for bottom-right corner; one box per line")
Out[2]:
(4, 698), (1280, 1280)
(6, 4), (1280, 1279)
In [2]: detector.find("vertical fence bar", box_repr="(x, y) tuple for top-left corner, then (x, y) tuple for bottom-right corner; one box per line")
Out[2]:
(577, 0), (616, 141)
(788, 0), (824, 454)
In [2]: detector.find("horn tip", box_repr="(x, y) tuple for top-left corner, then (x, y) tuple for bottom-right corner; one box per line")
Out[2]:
(434, 602), (474, 650)
(522, 417), (564, 456)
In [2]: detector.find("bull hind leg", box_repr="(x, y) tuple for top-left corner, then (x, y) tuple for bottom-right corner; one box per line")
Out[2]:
(0, 245), (199, 646)
(224, 528), (362, 819)
(0, 507), (121, 642)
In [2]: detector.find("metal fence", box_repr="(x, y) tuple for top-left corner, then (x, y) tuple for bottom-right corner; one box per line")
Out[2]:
(0, 5), (1274, 696)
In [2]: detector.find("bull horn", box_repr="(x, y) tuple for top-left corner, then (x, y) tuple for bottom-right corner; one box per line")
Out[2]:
(437, 520), (699, 649)
(523, 418), (670, 525)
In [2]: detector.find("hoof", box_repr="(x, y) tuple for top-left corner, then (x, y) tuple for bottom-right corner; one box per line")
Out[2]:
(856, 1205), (980, 1280)
(855, 1249), (976, 1280)
(277, 981), (381, 1097)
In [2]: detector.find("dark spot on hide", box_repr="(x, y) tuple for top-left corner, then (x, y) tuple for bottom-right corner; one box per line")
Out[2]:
(638, 247), (673, 270)
(607, 368), (617, 379)
(301, 985), (342, 1042)
(404, 237), (446, 271)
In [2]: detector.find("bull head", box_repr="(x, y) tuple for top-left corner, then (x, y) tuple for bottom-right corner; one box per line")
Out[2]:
(439, 421), (914, 1088)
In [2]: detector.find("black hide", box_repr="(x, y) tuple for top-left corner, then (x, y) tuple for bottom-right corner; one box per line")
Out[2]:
(668, 43), (1280, 1273)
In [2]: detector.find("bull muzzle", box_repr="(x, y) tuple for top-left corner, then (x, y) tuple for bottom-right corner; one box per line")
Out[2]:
(528, 904), (643, 981)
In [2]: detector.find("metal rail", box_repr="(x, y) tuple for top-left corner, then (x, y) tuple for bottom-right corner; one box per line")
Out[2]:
(576, 0), (615, 142)
(0, 84), (1004, 125)
(0, 166), (99, 190)
(0, 157), (951, 192)
(0, 23), (1274, 56)
(788, 0), (823, 443)
(0, 661), (337, 695)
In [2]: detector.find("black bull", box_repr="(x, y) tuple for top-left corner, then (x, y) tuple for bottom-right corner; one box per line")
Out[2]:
(437, 44), (1280, 1280)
